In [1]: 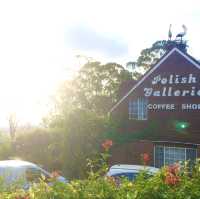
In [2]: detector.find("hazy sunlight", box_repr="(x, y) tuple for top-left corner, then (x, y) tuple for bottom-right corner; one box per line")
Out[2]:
(0, 0), (199, 127)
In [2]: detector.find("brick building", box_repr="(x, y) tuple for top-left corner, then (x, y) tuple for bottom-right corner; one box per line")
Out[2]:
(110, 44), (200, 168)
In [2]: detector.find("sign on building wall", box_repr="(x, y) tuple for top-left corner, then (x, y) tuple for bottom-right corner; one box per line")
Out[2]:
(144, 74), (200, 110)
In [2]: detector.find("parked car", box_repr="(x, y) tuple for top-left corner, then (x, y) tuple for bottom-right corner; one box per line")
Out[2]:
(107, 164), (159, 181)
(0, 160), (67, 189)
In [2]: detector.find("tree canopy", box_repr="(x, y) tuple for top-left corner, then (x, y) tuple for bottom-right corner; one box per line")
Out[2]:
(47, 61), (132, 125)
(131, 40), (168, 71)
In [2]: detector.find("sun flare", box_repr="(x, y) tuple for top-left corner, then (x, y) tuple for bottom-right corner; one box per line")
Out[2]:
(0, 64), (64, 127)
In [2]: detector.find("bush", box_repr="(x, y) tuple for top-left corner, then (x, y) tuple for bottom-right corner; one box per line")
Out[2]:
(2, 110), (107, 180)
(1, 162), (200, 199)
(1, 145), (200, 199)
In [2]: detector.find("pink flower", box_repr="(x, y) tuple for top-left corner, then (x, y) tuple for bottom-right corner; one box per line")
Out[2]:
(165, 173), (180, 185)
(141, 153), (150, 165)
(166, 163), (180, 175)
(102, 139), (113, 150)
(165, 163), (180, 186)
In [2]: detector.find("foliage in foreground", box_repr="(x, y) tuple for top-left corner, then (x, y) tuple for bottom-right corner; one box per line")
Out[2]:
(1, 155), (200, 198)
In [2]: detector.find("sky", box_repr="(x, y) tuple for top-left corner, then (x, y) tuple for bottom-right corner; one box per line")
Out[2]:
(0, 0), (200, 127)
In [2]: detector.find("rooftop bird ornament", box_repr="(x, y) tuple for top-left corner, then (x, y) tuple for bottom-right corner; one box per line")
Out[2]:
(176, 24), (187, 41)
(168, 24), (172, 40)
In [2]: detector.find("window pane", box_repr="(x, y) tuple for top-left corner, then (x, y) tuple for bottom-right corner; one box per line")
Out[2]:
(129, 98), (148, 120)
(186, 148), (196, 161)
(165, 147), (185, 165)
(113, 172), (138, 181)
(155, 146), (197, 168)
(129, 100), (138, 119)
(186, 148), (197, 168)
(155, 145), (164, 168)
(26, 168), (42, 183)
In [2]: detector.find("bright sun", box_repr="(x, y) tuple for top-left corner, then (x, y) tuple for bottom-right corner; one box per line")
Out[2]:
(0, 65), (64, 127)
(0, 46), (78, 128)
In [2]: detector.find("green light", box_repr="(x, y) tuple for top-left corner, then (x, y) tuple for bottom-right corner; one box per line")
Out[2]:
(175, 121), (190, 132)
(180, 123), (186, 129)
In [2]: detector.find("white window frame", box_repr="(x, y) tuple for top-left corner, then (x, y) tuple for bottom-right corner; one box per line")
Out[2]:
(128, 98), (148, 120)
(154, 145), (197, 167)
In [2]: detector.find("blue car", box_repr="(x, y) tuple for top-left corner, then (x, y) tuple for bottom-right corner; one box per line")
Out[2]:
(107, 164), (159, 181)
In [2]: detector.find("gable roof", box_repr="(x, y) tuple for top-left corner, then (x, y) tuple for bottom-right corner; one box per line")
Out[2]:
(110, 47), (200, 113)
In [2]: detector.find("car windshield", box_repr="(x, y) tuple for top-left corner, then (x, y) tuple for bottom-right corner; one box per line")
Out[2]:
(0, 167), (26, 184)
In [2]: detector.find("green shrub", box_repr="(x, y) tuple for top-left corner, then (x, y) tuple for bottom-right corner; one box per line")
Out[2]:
(1, 163), (200, 199)
(1, 145), (200, 198)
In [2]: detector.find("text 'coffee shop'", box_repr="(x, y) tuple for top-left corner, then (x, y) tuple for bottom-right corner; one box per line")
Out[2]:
(110, 42), (200, 168)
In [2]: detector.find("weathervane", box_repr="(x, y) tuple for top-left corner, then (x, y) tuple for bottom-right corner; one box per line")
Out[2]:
(167, 24), (188, 52)
(168, 24), (187, 41)
(176, 24), (187, 42)
(168, 24), (172, 41)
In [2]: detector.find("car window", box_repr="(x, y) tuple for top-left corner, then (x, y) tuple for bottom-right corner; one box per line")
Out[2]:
(25, 167), (49, 183)
(112, 172), (138, 181)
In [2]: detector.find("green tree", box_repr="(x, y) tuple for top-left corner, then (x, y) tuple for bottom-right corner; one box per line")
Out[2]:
(72, 62), (132, 115)
(127, 40), (168, 75)
(42, 61), (132, 178)
(43, 80), (76, 128)
(14, 128), (66, 172)
(62, 108), (106, 179)
(137, 40), (167, 70)
(44, 61), (132, 126)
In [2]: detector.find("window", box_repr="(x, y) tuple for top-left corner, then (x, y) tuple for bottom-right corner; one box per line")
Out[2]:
(26, 168), (43, 183)
(155, 145), (197, 168)
(129, 98), (148, 120)
(154, 145), (164, 168)
(112, 172), (138, 181)
(25, 168), (50, 183)
(165, 147), (185, 165)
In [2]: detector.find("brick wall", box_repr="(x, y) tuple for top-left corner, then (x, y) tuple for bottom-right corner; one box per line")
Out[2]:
(110, 140), (154, 166)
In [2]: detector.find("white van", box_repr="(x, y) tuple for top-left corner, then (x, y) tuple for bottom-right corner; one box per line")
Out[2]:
(107, 164), (159, 181)
(0, 160), (67, 189)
